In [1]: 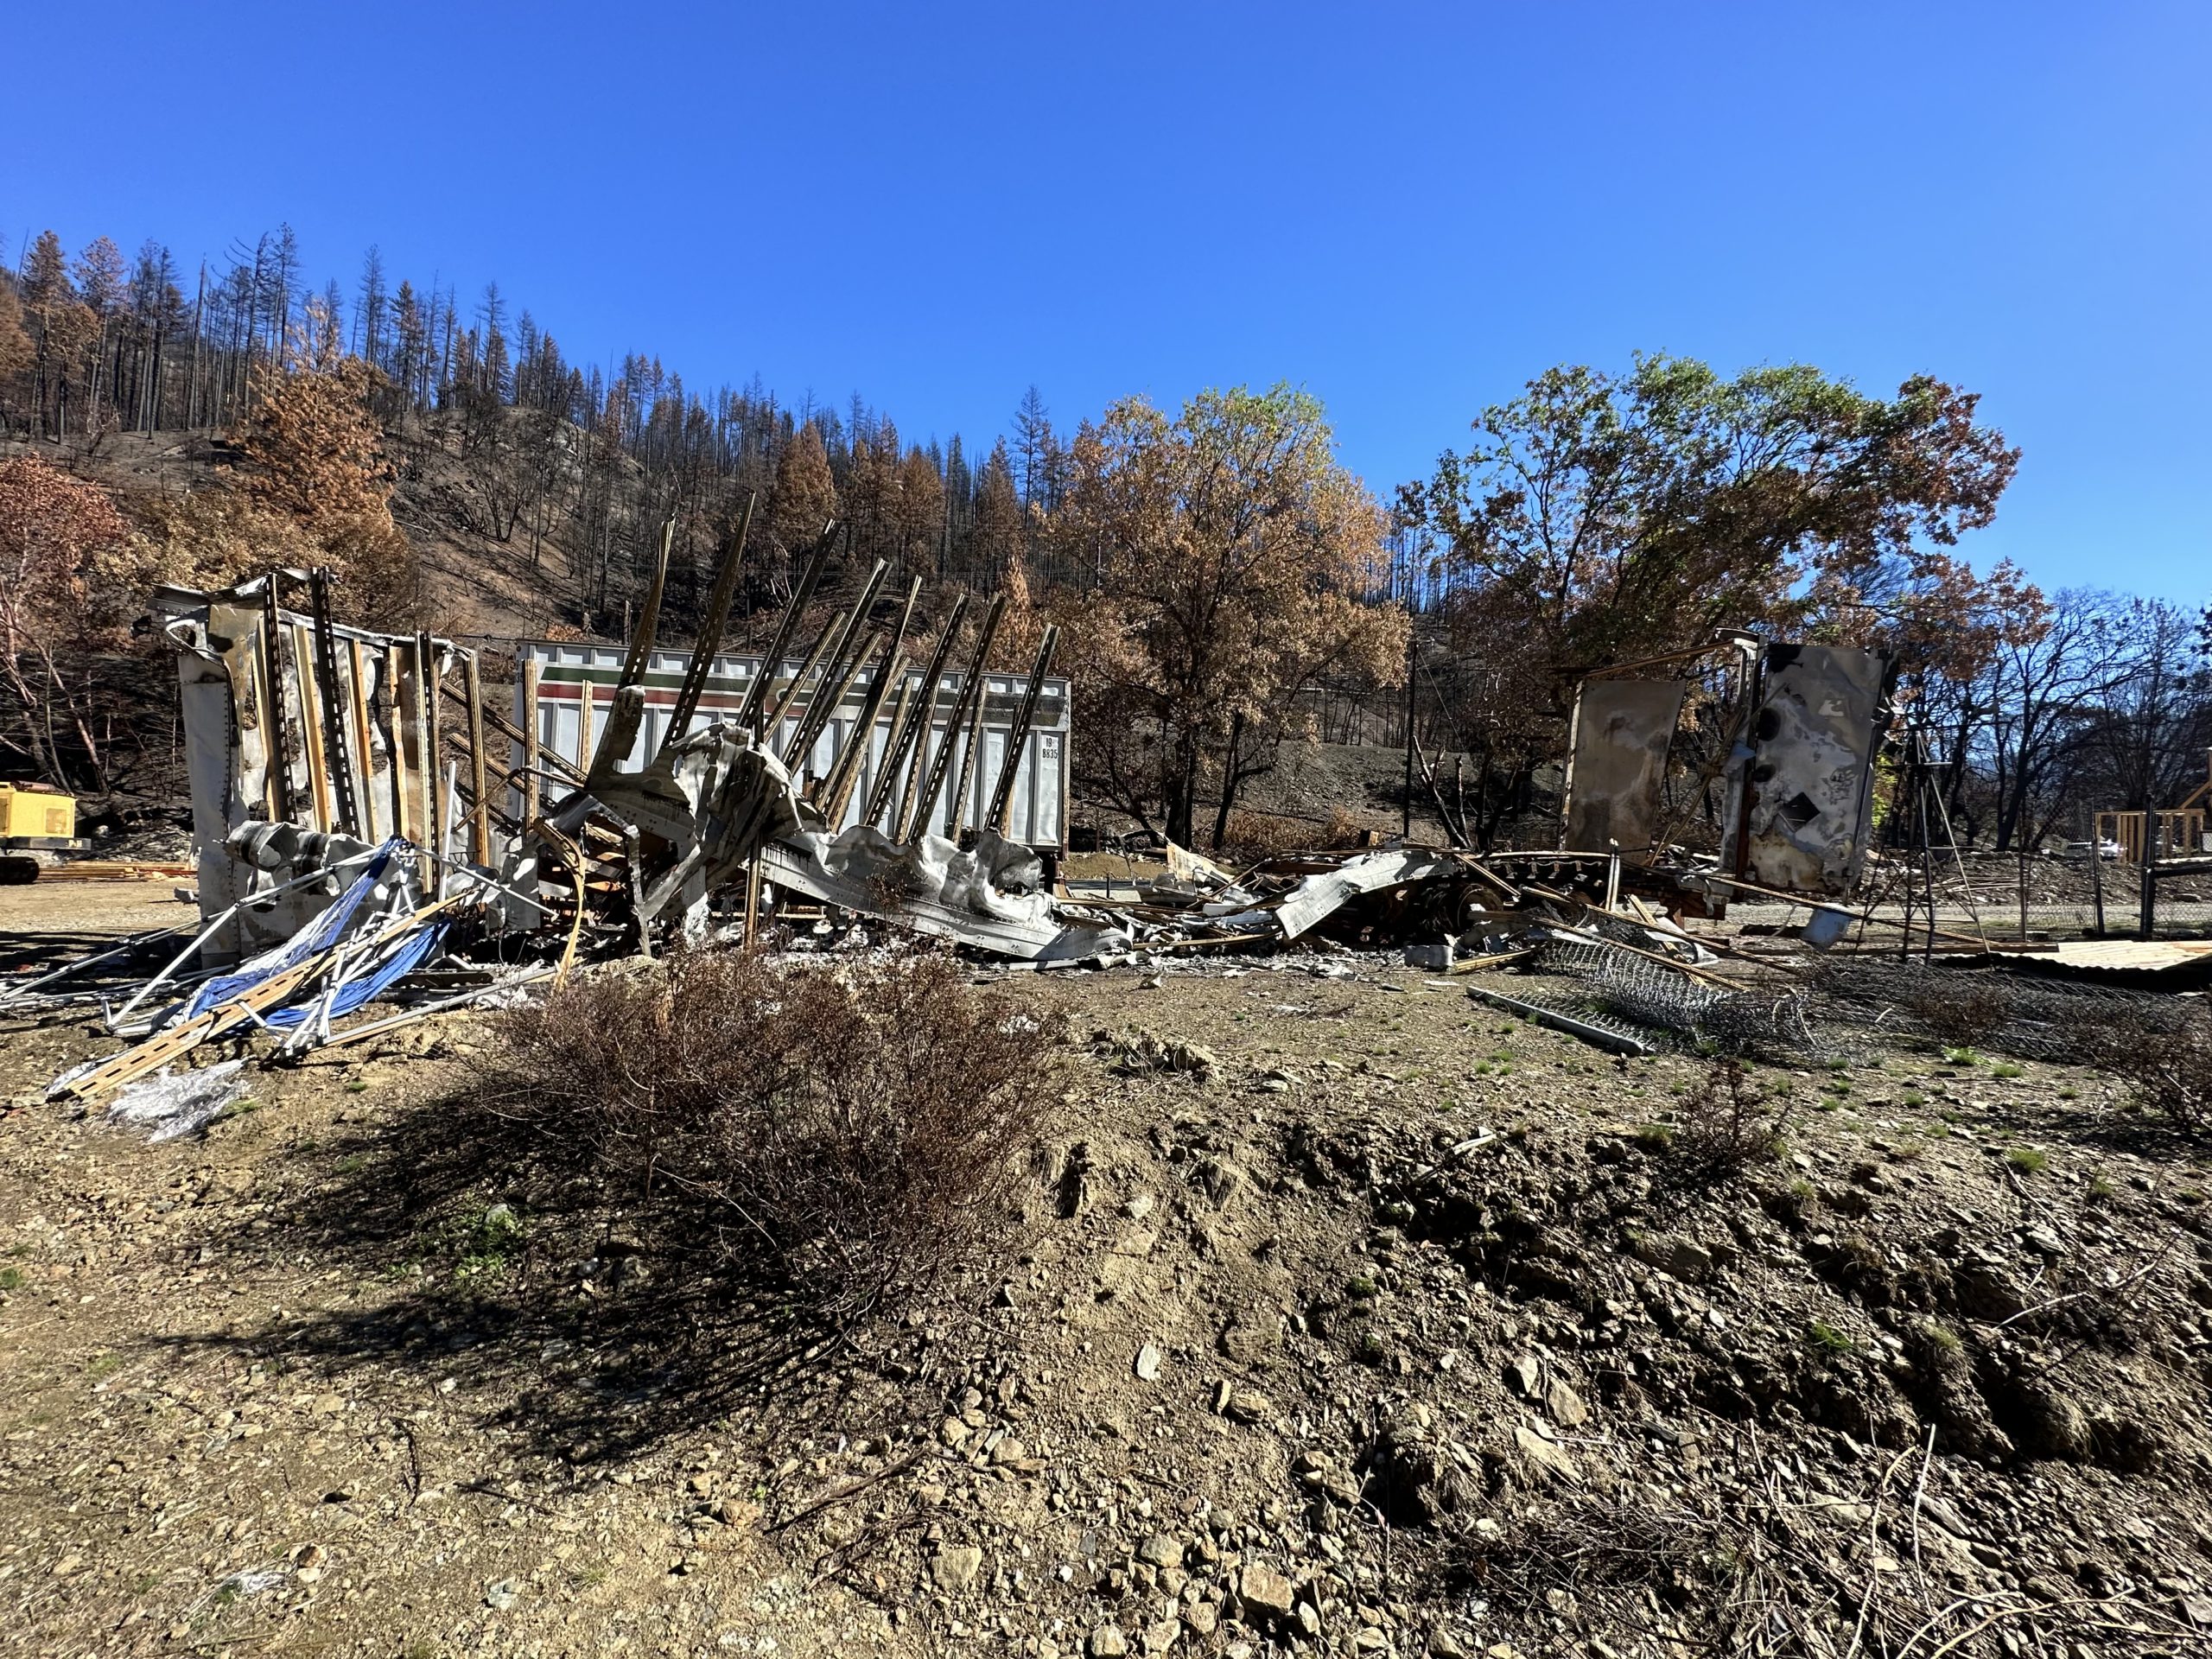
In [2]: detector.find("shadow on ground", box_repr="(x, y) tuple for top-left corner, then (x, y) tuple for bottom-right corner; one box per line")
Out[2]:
(157, 1071), (941, 1469)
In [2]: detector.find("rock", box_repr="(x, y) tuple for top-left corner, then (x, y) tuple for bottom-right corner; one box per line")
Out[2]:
(1505, 1355), (1541, 1397)
(1511, 1425), (1582, 1484)
(1135, 1344), (1164, 1382)
(1544, 1379), (1588, 1427)
(2012, 1381), (2092, 1462)
(942, 1417), (971, 1446)
(933, 1545), (983, 1592)
(1429, 1633), (1469, 1658)
(1142, 1618), (1182, 1653)
(2179, 1592), (2212, 1628)
(710, 1497), (761, 1528)
(1224, 1387), (1273, 1425)
(1197, 1157), (1244, 1207)
(1631, 1233), (1713, 1281)
(312, 1392), (345, 1416)
(988, 1438), (1028, 1465)
(1173, 1042), (1218, 1077)
(1090, 1626), (1131, 1656)
(485, 1578), (520, 1611)
(1219, 1319), (1279, 1364)
(1138, 1533), (1184, 1568)
(1183, 1602), (1218, 1637)
(1239, 1563), (1297, 1623)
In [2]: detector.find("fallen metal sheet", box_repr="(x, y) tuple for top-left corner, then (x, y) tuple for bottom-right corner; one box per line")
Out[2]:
(760, 830), (1126, 962)
(1464, 983), (1657, 1055)
(1275, 849), (1459, 940)
(1565, 679), (1687, 854)
(1726, 644), (1887, 897)
(2006, 938), (2212, 983)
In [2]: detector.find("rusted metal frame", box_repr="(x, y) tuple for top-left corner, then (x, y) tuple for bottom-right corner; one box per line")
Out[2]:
(615, 517), (675, 692)
(863, 678), (925, 830)
(785, 559), (887, 749)
(530, 817), (591, 984)
(257, 574), (293, 823)
(414, 633), (442, 880)
(789, 629), (885, 790)
(308, 570), (360, 836)
(986, 626), (1059, 836)
(820, 649), (908, 827)
(918, 594), (1005, 840)
(761, 605), (851, 756)
(889, 596), (971, 842)
(661, 493), (756, 752)
(791, 574), (917, 772)
(736, 524), (836, 736)
(947, 673), (990, 844)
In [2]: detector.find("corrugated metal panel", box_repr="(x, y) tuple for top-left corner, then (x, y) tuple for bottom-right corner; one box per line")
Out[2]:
(514, 643), (1071, 849)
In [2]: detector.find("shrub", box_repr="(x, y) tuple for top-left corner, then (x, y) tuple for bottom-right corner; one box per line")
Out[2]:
(1217, 810), (1319, 859)
(478, 949), (1061, 1325)
(1673, 1058), (1789, 1176)
(2088, 1007), (2212, 1135)
(1906, 976), (2012, 1050)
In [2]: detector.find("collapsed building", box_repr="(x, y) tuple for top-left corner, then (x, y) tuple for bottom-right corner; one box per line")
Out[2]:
(21, 518), (2018, 1099)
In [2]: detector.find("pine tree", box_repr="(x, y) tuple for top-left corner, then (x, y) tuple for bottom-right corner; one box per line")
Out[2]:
(769, 424), (839, 564)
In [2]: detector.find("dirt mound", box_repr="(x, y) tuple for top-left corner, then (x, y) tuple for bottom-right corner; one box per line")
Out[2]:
(3, 944), (2210, 1656)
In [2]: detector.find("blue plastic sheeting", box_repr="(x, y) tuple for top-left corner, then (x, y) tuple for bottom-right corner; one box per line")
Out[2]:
(264, 922), (448, 1029)
(181, 841), (406, 1020)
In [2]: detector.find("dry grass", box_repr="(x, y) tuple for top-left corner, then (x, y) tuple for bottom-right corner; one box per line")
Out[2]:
(477, 948), (1062, 1325)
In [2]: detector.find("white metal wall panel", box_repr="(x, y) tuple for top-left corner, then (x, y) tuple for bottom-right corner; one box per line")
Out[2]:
(515, 642), (1071, 849)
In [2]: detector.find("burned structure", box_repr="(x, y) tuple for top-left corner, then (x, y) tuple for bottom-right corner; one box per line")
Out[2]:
(19, 532), (1960, 1103)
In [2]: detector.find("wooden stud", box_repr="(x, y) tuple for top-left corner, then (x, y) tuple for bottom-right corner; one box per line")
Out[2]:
(463, 652), (490, 867)
(292, 623), (333, 831)
(577, 677), (596, 773)
(347, 639), (378, 842)
(522, 658), (542, 830)
(384, 642), (411, 843)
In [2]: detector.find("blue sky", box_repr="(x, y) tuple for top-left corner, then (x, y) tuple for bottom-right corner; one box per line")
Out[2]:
(9, 2), (2206, 601)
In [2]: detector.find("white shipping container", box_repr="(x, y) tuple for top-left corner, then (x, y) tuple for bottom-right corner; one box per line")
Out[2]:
(513, 642), (1070, 849)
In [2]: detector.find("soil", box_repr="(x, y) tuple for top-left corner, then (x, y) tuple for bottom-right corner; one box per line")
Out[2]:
(4, 887), (2212, 1657)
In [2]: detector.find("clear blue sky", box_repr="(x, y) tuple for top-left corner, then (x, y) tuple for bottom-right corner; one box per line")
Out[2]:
(10, 1), (2207, 602)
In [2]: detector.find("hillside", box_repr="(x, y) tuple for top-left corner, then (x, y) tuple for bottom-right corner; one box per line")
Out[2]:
(0, 425), (606, 644)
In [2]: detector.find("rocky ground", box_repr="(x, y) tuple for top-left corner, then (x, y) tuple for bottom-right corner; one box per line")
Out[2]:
(4, 886), (2212, 1658)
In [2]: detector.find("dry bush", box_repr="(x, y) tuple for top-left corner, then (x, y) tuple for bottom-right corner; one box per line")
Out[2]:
(1674, 1058), (1789, 1176)
(479, 949), (1061, 1324)
(2088, 1007), (2212, 1135)
(1321, 805), (1375, 849)
(1219, 809), (1319, 859)
(1903, 973), (2014, 1050)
